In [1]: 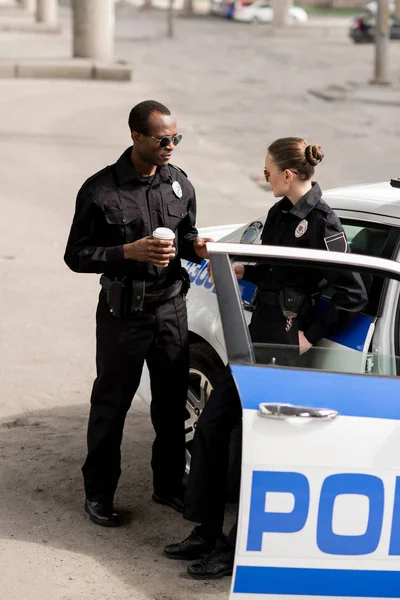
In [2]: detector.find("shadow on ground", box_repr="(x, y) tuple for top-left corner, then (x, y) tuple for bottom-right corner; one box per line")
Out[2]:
(0, 400), (232, 599)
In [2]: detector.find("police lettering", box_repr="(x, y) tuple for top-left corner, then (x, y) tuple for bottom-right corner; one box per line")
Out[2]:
(247, 470), (400, 556)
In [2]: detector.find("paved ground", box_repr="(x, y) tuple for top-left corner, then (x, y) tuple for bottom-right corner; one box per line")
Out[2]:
(1, 3), (400, 599)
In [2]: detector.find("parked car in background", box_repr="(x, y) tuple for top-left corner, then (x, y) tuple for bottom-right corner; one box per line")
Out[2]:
(349, 11), (400, 43)
(210, 0), (253, 18)
(233, 0), (308, 24)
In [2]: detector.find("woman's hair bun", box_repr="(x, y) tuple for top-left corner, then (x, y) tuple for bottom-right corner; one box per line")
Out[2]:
(305, 144), (324, 166)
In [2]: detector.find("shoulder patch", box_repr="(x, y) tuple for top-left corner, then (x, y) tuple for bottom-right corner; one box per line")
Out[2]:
(324, 231), (348, 252)
(170, 164), (188, 178)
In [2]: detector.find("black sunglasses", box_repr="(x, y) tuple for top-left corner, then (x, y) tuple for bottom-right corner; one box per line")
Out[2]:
(147, 134), (182, 149)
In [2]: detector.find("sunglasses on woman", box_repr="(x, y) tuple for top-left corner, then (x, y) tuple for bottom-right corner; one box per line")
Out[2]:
(264, 168), (298, 183)
(147, 134), (183, 149)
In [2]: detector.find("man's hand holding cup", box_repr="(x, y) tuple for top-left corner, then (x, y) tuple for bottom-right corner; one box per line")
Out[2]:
(123, 227), (176, 267)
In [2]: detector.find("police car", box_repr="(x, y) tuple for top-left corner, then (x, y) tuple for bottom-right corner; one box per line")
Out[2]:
(209, 237), (400, 599)
(139, 178), (400, 491)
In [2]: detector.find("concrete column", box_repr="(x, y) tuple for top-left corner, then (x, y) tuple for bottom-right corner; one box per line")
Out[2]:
(182, 0), (194, 15)
(36, 0), (58, 24)
(395, 0), (400, 20)
(271, 0), (293, 27)
(73, 0), (115, 62)
(21, 0), (36, 12)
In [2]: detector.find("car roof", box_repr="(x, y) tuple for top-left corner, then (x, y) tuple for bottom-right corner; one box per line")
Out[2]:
(323, 181), (400, 220)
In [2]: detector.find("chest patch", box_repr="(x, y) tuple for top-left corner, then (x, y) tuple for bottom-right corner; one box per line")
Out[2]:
(295, 219), (308, 238)
(172, 181), (183, 199)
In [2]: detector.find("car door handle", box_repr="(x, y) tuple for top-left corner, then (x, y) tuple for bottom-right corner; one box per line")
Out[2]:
(258, 403), (338, 420)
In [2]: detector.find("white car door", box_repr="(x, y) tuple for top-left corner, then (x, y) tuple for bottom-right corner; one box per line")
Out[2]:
(208, 242), (400, 600)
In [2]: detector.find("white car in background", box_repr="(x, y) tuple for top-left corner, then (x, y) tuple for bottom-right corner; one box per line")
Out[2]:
(233, 1), (308, 24)
(138, 178), (400, 498)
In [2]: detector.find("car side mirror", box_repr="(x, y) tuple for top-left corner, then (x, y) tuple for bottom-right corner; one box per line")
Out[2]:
(240, 221), (263, 244)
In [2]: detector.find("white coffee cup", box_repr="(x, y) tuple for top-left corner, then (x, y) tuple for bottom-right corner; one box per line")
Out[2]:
(152, 227), (175, 242)
(152, 228), (175, 267)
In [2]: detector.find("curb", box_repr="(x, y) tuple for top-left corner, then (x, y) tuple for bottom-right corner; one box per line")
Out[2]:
(309, 86), (400, 108)
(0, 20), (62, 33)
(0, 59), (133, 81)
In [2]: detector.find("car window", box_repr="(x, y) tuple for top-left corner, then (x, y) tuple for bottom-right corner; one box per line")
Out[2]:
(334, 220), (392, 317)
(252, 343), (400, 377)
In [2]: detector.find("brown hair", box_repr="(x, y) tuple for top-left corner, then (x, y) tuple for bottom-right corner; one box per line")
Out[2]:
(267, 137), (324, 181)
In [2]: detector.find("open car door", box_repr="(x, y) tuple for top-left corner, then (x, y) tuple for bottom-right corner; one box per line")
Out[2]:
(208, 242), (400, 600)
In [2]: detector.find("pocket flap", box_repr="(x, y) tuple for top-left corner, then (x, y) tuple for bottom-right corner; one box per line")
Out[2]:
(167, 203), (187, 218)
(104, 209), (137, 225)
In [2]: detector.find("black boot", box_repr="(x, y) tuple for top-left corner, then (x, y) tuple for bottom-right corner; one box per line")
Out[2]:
(164, 526), (217, 560)
(84, 499), (120, 527)
(187, 539), (234, 580)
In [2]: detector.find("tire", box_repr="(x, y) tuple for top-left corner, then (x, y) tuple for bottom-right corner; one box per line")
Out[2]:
(185, 342), (242, 501)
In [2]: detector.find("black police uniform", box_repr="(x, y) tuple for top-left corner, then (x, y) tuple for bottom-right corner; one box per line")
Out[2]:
(182, 182), (367, 551)
(64, 147), (201, 505)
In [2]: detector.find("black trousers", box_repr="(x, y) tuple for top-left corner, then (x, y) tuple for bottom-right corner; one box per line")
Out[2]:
(184, 304), (300, 545)
(82, 291), (189, 503)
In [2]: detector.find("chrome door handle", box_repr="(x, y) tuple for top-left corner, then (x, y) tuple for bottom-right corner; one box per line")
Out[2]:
(258, 403), (338, 420)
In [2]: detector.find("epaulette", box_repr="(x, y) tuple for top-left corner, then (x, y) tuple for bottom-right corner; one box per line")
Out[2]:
(170, 164), (188, 178)
(84, 165), (113, 186)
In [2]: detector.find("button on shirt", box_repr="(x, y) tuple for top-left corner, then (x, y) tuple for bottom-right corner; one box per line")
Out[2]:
(64, 147), (201, 289)
(244, 182), (368, 344)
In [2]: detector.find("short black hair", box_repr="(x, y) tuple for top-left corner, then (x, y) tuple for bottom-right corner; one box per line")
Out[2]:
(128, 100), (171, 134)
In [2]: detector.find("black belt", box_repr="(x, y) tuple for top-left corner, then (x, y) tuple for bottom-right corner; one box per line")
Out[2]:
(100, 275), (182, 313)
(257, 289), (313, 316)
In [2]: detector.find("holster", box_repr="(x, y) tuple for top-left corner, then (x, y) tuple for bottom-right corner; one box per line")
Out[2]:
(100, 275), (126, 318)
(278, 287), (307, 319)
(180, 267), (191, 296)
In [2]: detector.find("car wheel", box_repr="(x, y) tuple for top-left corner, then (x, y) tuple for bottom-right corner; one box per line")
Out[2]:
(185, 342), (242, 501)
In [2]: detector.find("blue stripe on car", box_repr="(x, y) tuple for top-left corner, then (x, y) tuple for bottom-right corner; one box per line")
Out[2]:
(233, 566), (400, 597)
(231, 365), (400, 419)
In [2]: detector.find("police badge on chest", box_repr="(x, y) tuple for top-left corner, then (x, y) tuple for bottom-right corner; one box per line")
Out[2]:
(295, 219), (308, 238)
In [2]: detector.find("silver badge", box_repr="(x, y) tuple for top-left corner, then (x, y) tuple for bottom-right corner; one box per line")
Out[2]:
(172, 181), (183, 199)
(295, 219), (308, 238)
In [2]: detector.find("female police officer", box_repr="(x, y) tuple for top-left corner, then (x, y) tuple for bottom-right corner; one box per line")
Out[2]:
(163, 137), (368, 579)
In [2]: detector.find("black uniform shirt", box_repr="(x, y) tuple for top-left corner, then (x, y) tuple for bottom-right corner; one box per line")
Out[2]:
(245, 183), (368, 344)
(64, 147), (201, 289)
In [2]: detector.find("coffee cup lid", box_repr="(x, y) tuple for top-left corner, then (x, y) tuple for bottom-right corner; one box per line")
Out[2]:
(152, 227), (175, 240)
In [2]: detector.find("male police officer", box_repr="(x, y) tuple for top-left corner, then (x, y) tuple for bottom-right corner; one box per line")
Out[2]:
(64, 100), (211, 527)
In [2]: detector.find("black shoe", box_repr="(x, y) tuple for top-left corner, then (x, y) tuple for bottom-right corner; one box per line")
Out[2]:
(152, 492), (184, 514)
(164, 526), (217, 560)
(84, 499), (120, 527)
(187, 541), (234, 580)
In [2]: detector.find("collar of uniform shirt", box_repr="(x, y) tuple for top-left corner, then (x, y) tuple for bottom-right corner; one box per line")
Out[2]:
(115, 146), (173, 186)
(281, 181), (322, 220)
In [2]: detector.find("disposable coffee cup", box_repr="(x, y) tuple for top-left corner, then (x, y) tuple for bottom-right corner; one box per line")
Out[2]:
(152, 227), (175, 267)
(152, 227), (175, 242)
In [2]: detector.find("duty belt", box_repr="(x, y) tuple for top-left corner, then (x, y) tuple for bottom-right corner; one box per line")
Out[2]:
(257, 289), (312, 316)
(100, 274), (182, 315)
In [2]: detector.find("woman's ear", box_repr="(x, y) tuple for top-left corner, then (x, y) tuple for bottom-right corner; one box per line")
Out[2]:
(284, 169), (293, 183)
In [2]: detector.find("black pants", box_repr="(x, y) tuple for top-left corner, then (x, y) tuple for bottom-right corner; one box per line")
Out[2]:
(82, 291), (189, 503)
(184, 304), (300, 545)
